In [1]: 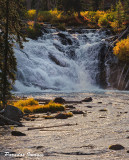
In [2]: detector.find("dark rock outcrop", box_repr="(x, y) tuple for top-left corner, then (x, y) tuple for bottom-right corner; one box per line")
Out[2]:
(82, 97), (92, 102)
(58, 33), (73, 45)
(55, 112), (73, 119)
(49, 54), (68, 67)
(11, 131), (26, 136)
(71, 110), (85, 114)
(3, 105), (23, 122)
(109, 144), (125, 150)
(53, 97), (66, 104)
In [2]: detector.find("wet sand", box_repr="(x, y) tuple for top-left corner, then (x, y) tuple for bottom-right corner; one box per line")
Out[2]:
(0, 92), (129, 160)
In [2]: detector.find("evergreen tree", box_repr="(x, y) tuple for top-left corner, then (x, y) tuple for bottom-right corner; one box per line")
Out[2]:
(0, 0), (26, 108)
(92, 0), (102, 11)
(57, 0), (83, 16)
(115, 0), (125, 28)
(123, 0), (129, 23)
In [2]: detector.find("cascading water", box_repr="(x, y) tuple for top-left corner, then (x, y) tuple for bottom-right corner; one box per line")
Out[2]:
(14, 27), (109, 93)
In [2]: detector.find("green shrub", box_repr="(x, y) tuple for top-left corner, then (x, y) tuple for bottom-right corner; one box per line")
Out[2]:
(38, 11), (52, 22)
(57, 23), (66, 31)
(98, 16), (109, 28)
(27, 23), (42, 39)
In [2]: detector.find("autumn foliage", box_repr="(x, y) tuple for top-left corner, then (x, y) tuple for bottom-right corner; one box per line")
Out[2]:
(113, 38), (129, 62)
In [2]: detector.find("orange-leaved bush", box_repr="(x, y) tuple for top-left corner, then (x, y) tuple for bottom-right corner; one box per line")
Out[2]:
(113, 37), (129, 62)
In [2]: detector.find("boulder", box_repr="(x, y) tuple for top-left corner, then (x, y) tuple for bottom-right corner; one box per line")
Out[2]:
(11, 131), (26, 136)
(109, 144), (125, 150)
(3, 105), (23, 122)
(53, 97), (66, 104)
(71, 110), (85, 114)
(49, 54), (68, 67)
(55, 112), (73, 119)
(58, 33), (73, 45)
(82, 97), (92, 102)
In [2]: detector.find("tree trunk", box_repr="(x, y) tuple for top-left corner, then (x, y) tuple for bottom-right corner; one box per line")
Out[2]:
(3, 0), (9, 108)
(34, 0), (41, 28)
(0, 114), (22, 126)
(26, 0), (32, 10)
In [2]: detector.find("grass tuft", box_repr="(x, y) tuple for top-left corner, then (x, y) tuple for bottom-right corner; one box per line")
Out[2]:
(12, 99), (65, 114)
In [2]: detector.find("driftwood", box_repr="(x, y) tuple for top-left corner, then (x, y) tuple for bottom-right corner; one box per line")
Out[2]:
(28, 123), (78, 131)
(40, 129), (70, 132)
(36, 99), (82, 104)
(105, 27), (129, 58)
(0, 114), (22, 126)
(110, 27), (129, 47)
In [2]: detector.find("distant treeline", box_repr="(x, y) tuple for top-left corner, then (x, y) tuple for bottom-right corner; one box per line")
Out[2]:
(25, 0), (128, 11)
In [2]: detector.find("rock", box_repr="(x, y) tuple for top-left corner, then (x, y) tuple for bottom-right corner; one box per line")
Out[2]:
(3, 105), (23, 122)
(36, 146), (44, 149)
(55, 112), (73, 119)
(58, 33), (73, 45)
(98, 102), (102, 104)
(0, 119), (5, 126)
(65, 105), (76, 109)
(71, 110), (85, 114)
(44, 115), (55, 119)
(54, 43), (65, 52)
(49, 54), (68, 67)
(86, 106), (92, 108)
(11, 131), (26, 136)
(109, 144), (125, 150)
(82, 97), (92, 102)
(127, 150), (129, 153)
(99, 109), (107, 112)
(53, 97), (66, 104)
(126, 136), (129, 139)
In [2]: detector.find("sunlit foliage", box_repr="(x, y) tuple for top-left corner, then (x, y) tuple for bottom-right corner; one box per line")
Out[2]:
(113, 38), (129, 62)
(13, 99), (65, 113)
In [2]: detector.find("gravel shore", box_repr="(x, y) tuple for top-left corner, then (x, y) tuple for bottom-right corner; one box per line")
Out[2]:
(0, 92), (129, 160)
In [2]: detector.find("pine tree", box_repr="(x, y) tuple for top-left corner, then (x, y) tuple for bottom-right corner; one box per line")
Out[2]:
(57, 0), (83, 16)
(115, 0), (125, 28)
(123, 0), (129, 23)
(0, 0), (26, 108)
(92, 0), (102, 11)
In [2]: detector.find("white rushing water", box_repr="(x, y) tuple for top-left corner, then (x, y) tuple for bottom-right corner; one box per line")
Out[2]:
(14, 28), (108, 93)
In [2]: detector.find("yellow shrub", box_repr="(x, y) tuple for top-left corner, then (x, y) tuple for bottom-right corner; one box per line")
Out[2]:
(27, 9), (36, 20)
(113, 38), (129, 62)
(13, 99), (65, 113)
(98, 15), (109, 28)
(13, 98), (39, 110)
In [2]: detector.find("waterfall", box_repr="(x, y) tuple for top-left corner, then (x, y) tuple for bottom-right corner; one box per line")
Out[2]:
(14, 28), (109, 93)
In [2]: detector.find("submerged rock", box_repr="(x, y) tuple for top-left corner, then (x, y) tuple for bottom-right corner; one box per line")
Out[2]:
(109, 144), (125, 150)
(58, 33), (73, 45)
(49, 54), (68, 67)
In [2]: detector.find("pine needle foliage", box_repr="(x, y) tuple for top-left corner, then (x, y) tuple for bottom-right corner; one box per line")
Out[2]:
(0, 0), (26, 108)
